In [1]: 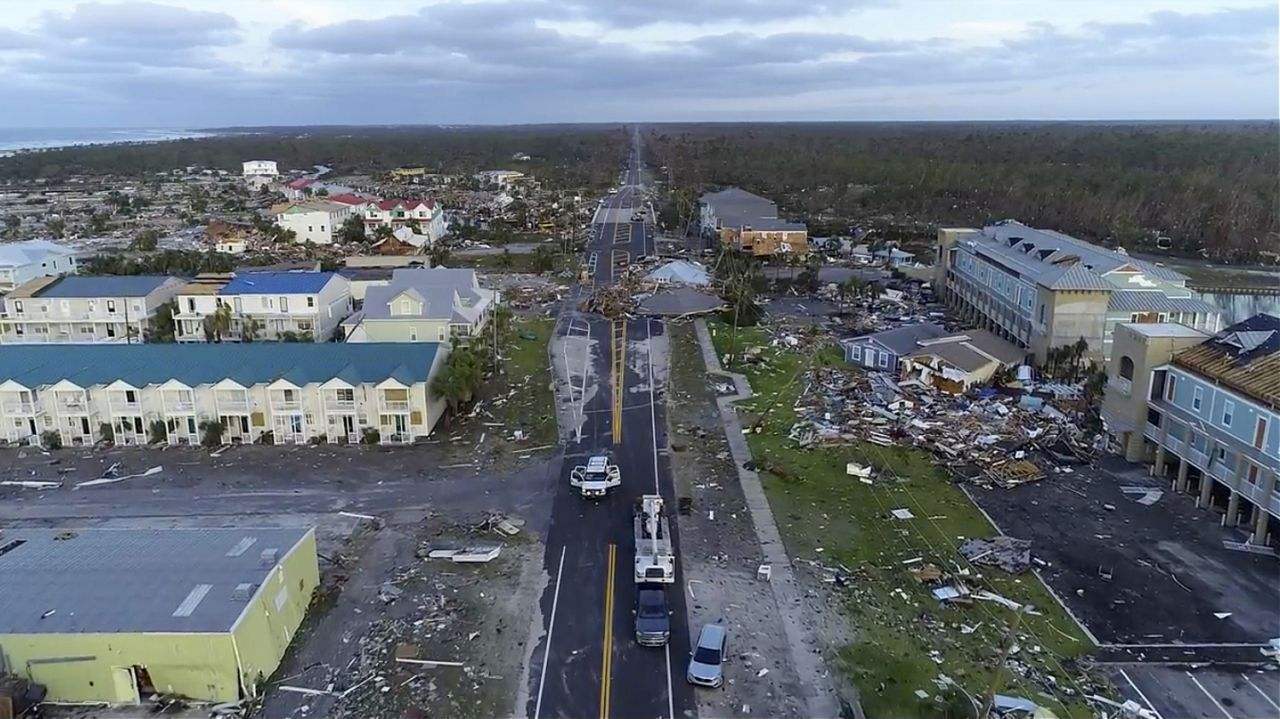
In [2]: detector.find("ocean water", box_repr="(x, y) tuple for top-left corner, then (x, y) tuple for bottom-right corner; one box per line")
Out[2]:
(0, 127), (215, 153)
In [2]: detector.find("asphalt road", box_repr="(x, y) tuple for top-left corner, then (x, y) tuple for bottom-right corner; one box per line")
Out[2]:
(527, 133), (697, 719)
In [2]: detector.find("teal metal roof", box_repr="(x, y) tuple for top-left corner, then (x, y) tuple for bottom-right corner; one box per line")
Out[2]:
(0, 342), (441, 389)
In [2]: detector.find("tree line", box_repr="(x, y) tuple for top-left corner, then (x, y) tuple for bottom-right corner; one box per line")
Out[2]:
(644, 122), (1279, 264)
(0, 124), (629, 194)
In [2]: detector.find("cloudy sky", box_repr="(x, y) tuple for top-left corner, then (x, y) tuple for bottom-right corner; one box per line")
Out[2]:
(0, 0), (1276, 127)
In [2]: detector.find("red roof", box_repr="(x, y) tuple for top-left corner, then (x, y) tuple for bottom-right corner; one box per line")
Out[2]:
(327, 193), (371, 206)
(285, 178), (315, 190)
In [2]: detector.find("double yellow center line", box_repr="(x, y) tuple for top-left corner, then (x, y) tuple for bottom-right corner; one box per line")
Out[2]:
(599, 543), (617, 719)
(611, 319), (626, 444)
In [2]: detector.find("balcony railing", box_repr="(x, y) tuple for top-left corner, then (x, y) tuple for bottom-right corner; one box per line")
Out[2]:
(271, 399), (301, 412)
(216, 398), (250, 413)
(165, 399), (195, 413)
(1208, 460), (1234, 483)
(1, 401), (37, 415)
(1186, 447), (1209, 470)
(381, 400), (410, 412)
(324, 397), (357, 411)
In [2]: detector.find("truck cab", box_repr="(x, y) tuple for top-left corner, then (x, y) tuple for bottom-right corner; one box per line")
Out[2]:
(569, 455), (621, 498)
(634, 584), (671, 646)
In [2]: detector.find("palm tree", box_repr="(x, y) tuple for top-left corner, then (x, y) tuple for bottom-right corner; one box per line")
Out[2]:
(209, 304), (233, 342)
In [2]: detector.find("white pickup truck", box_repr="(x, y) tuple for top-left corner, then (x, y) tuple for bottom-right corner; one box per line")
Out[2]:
(569, 455), (621, 498)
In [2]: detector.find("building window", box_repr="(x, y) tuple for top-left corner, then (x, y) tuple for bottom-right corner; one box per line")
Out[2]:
(1214, 446), (1226, 463)
(1221, 400), (1234, 428)
(409, 327), (418, 341)
(307, 297), (315, 308)
(280, 296), (289, 312)
(1192, 387), (1203, 412)
(1118, 356), (1134, 381)
(1037, 304), (1045, 324)
(106, 300), (116, 314)
(1247, 463), (1260, 485)
(1165, 374), (1177, 401)
(878, 352), (889, 368)
(849, 346), (861, 361)
(336, 388), (354, 403)
(1255, 417), (1268, 449)
(187, 298), (196, 312)
(13, 300), (22, 313)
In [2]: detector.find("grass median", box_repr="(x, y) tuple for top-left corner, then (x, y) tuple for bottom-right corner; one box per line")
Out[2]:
(706, 319), (1102, 718)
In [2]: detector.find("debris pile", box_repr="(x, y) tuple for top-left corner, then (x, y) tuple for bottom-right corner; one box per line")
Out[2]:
(958, 536), (1032, 574)
(786, 365), (1098, 487)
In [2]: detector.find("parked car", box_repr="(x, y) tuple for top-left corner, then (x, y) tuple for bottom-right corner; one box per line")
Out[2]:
(633, 585), (671, 646)
(686, 622), (727, 688)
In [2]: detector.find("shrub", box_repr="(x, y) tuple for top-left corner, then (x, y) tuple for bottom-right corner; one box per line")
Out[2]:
(98, 422), (114, 444)
(361, 427), (381, 445)
(199, 419), (225, 448)
(148, 420), (167, 444)
(40, 430), (62, 450)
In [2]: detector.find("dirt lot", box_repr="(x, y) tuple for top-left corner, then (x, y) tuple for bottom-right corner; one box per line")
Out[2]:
(257, 511), (544, 719)
(666, 321), (814, 718)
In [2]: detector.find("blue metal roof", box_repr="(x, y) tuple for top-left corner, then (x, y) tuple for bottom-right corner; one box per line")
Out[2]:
(36, 275), (174, 298)
(220, 271), (337, 295)
(0, 342), (441, 389)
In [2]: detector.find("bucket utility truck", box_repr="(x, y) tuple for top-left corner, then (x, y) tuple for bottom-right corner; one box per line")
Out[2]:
(569, 455), (621, 499)
(634, 494), (675, 583)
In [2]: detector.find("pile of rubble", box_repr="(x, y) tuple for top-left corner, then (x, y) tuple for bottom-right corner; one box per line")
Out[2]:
(787, 365), (1099, 488)
(581, 281), (639, 318)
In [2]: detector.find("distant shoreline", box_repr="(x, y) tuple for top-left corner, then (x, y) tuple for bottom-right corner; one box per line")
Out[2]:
(0, 128), (222, 155)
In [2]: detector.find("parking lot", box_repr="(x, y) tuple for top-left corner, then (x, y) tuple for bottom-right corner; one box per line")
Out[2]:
(972, 456), (1280, 719)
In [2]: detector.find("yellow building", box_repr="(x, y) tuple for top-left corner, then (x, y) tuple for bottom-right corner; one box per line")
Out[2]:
(0, 527), (319, 704)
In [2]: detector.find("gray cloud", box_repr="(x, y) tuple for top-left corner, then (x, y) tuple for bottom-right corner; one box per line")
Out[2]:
(0, 2), (1275, 126)
(42, 2), (239, 48)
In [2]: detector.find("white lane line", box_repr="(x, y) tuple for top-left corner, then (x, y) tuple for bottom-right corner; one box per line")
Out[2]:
(533, 546), (567, 719)
(1118, 668), (1165, 719)
(1186, 671), (1234, 719)
(1242, 673), (1280, 711)
(664, 642), (675, 719)
(647, 319), (674, 719)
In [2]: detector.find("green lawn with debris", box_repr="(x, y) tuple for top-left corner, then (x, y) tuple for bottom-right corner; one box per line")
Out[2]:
(491, 317), (558, 446)
(707, 320), (1103, 719)
(435, 316), (557, 465)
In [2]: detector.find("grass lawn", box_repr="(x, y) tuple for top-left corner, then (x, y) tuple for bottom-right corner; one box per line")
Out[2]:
(490, 316), (558, 446)
(707, 320), (1102, 718)
(435, 315), (557, 464)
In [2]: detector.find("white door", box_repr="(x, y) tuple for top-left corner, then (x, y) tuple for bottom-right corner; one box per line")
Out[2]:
(863, 349), (877, 368)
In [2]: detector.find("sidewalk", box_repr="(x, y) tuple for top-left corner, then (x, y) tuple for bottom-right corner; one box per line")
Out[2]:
(693, 319), (850, 719)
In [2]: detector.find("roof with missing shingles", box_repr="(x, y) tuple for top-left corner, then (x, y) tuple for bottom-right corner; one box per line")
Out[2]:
(1172, 314), (1280, 407)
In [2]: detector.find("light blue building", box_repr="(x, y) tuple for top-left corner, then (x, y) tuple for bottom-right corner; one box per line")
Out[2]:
(1144, 314), (1278, 545)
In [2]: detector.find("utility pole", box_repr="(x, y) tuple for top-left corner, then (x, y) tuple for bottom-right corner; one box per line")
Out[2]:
(980, 606), (1028, 718)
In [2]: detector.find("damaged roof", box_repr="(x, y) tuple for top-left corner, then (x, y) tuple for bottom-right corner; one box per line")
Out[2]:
(1172, 313), (1280, 407)
(0, 527), (312, 634)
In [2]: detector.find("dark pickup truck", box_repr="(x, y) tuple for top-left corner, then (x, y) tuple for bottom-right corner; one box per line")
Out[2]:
(634, 584), (671, 647)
